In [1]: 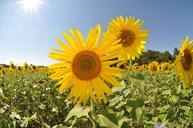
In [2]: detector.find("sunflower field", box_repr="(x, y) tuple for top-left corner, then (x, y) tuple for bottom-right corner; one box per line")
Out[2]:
(0, 16), (193, 128)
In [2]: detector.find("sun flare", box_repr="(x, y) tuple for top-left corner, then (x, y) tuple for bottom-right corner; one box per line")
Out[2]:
(18, 0), (44, 14)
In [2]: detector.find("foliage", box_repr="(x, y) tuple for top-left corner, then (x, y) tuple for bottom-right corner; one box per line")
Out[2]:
(173, 48), (180, 60)
(0, 70), (193, 127)
(0, 71), (73, 127)
(134, 49), (178, 65)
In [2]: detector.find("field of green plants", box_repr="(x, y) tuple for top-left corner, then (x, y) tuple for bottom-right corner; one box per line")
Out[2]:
(1, 69), (193, 128)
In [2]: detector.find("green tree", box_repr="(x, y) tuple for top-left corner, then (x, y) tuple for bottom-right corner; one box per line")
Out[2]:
(173, 48), (179, 61)
(134, 50), (174, 65)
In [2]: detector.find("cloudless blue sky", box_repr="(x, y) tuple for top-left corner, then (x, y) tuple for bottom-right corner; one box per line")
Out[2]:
(0, 0), (193, 65)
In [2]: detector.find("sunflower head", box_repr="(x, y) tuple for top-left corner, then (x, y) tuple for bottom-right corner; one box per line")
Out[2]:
(138, 66), (144, 72)
(161, 62), (170, 71)
(118, 29), (136, 47)
(23, 62), (28, 71)
(49, 25), (122, 105)
(30, 65), (36, 70)
(9, 61), (15, 71)
(105, 16), (149, 60)
(142, 64), (148, 71)
(175, 36), (193, 87)
(134, 65), (140, 71)
(0, 68), (5, 77)
(71, 50), (101, 80)
(17, 66), (22, 71)
(148, 61), (159, 73)
(116, 60), (128, 70)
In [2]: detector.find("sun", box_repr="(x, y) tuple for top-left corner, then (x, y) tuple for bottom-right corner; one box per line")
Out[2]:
(18, 0), (44, 14)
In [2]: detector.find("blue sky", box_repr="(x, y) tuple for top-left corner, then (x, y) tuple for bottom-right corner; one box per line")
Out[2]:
(0, 0), (193, 66)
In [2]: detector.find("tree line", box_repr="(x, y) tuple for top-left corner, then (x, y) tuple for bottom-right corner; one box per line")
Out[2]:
(134, 48), (179, 65)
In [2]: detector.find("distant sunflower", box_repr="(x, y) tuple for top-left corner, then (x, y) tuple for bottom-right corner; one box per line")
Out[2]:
(148, 61), (159, 73)
(141, 64), (148, 71)
(0, 67), (4, 76)
(23, 62), (28, 71)
(9, 61), (15, 71)
(49, 25), (122, 105)
(134, 65), (140, 71)
(161, 62), (170, 71)
(116, 60), (127, 70)
(175, 37), (193, 87)
(105, 16), (149, 60)
(30, 65), (36, 71)
(17, 66), (22, 71)
(138, 66), (144, 72)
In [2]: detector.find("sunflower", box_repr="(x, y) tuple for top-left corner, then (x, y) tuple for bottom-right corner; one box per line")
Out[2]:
(30, 65), (36, 71)
(141, 64), (148, 71)
(148, 61), (159, 73)
(49, 25), (122, 105)
(116, 60), (128, 70)
(175, 36), (193, 87)
(138, 66), (144, 72)
(9, 61), (15, 72)
(161, 62), (170, 71)
(23, 62), (28, 71)
(105, 16), (149, 60)
(17, 66), (22, 71)
(0, 67), (4, 76)
(134, 65), (140, 71)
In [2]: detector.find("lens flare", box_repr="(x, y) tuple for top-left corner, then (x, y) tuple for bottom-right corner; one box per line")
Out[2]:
(18, 0), (45, 14)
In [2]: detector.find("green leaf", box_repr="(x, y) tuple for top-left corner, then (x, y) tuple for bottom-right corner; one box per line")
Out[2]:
(159, 105), (170, 113)
(115, 101), (127, 109)
(162, 90), (171, 95)
(181, 106), (190, 115)
(65, 104), (90, 121)
(176, 85), (182, 94)
(144, 120), (154, 125)
(135, 108), (143, 121)
(123, 89), (131, 97)
(109, 95), (123, 107)
(102, 109), (118, 125)
(152, 116), (158, 122)
(158, 114), (167, 121)
(95, 114), (118, 128)
(117, 117), (129, 128)
(126, 106), (132, 113)
(20, 113), (38, 127)
(52, 124), (65, 128)
(0, 93), (9, 101)
(144, 112), (153, 120)
(127, 99), (144, 108)
(170, 95), (179, 103)
(166, 109), (174, 121)
(130, 73), (145, 80)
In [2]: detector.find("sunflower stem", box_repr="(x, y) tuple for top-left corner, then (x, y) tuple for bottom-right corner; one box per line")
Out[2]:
(90, 100), (96, 128)
(129, 59), (133, 66)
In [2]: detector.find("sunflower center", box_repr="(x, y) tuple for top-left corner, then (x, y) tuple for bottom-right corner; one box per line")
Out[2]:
(164, 66), (168, 70)
(72, 50), (101, 80)
(152, 66), (157, 71)
(119, 29), (136, 47)
(181, 49), (192, 71)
